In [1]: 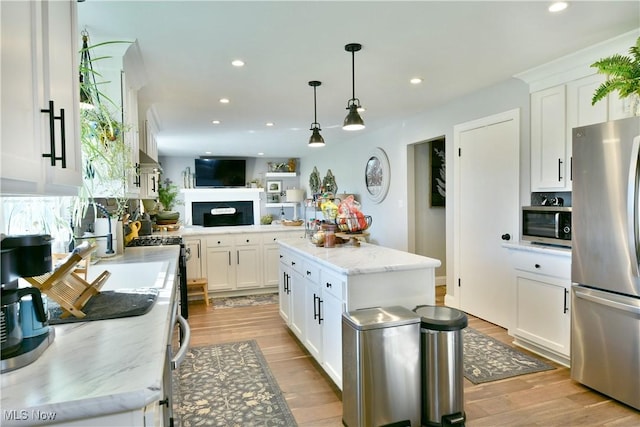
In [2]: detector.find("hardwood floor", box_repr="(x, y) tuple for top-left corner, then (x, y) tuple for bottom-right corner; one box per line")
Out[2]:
(184, 287), (640, 426)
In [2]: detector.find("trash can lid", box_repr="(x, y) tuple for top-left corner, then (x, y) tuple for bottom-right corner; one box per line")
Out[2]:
(413, 305), (468, 331)
(342, 306), (420, 331)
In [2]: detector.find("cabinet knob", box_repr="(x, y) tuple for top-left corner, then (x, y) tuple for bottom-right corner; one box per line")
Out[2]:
(326, 282), (332, 288)
(307, 270), (311, 275)
(246, 239), (250, 243)
(501, 233), (511, 241)
(534, 263), (541, 269)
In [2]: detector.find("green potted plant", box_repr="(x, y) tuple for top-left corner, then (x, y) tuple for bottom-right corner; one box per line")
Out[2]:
(156, 178), (182, 222)
(591, 36), (640, 115)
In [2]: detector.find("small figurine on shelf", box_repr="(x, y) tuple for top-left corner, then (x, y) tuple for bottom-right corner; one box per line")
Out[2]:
(287, 158), (296, 172)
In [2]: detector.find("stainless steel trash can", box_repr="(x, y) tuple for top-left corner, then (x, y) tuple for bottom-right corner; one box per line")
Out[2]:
(413, 305), (468, 427)
(342, 306), (421, 427)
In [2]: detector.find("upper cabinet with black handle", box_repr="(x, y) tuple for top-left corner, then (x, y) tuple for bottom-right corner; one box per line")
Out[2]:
(1, 0), (82, 195)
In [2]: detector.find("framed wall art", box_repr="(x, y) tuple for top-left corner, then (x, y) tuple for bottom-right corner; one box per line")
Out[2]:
(430, 138), (446, 207)
(364, 147), (390, 204)
(266, 180), (282, 194)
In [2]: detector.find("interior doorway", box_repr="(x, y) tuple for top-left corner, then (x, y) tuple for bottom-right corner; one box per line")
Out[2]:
(408, 136), (447, 284)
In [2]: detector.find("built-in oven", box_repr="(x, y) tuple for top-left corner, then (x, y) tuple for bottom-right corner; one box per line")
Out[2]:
(521, 206), (572, 247)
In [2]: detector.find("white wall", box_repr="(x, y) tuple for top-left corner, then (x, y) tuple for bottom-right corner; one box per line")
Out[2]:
(296, 77), (531, 251)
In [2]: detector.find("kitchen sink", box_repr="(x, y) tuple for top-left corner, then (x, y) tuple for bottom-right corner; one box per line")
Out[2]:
(86, 261), (171, 291)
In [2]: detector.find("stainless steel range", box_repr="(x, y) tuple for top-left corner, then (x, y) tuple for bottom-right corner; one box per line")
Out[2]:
(126, 236), (189, 319)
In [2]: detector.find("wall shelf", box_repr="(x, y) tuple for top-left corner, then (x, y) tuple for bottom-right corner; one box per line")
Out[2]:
(265, 172), (297, 178)
(265, 202), (297, 208)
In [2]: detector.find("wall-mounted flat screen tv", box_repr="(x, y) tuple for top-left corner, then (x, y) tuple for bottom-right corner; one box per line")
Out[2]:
(194, 158), (246, 187)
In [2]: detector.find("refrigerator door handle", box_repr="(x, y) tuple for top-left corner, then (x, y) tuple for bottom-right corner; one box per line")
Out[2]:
(627, 136), (640, 277)
(575, 289), (640, 316)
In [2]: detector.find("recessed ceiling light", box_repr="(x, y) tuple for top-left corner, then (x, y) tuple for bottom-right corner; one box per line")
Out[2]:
(205, 151), (212, 155)
(548, 2), (568, 12)
(219, 98), (230, 104)
(231, 59), (245, 67)
(212, 120), (220, 125)
(265, 122), (275, 127)
(410, 77), (423, 85)
(257, 152), (265, 156)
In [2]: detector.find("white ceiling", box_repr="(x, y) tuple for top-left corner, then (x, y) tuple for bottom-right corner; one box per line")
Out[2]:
(77, 1), (640, 159)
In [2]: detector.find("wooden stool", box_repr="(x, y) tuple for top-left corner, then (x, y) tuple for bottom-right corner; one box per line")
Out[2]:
(187, 278), (210, 306)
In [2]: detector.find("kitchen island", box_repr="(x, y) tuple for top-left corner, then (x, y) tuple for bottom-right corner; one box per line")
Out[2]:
(278, 238), (440, 388)
(1, 246), (181, 427)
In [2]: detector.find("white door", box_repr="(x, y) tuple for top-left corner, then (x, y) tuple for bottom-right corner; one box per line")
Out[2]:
(454, 109), (519, 328)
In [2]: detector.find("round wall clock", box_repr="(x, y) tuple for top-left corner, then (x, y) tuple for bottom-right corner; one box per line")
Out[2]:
(364, 147), (390, 203)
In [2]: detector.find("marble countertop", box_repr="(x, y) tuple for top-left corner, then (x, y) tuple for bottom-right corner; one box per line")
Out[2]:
(152, 223), (306, 238)
(502, 241), (571, 258)
(278, 238), (441, 275)
(0, 246), (180, 426)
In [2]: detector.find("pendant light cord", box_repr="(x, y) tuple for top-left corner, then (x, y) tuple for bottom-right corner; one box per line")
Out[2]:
(351, 50), (356, 101)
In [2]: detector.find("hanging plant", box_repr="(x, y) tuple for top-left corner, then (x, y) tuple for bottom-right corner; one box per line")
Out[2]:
(73, 32), (133, 226)
(591, 36), (640, 108)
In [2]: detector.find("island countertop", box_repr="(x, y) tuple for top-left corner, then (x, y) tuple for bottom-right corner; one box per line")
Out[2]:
(0, 246), (180, 426)
(278, 238), (441, 275)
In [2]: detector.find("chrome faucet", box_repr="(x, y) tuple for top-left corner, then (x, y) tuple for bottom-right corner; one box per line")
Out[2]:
(72, 202), (114, 255)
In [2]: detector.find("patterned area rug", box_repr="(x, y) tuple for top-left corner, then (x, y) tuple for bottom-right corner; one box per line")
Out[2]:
(463, 327), (555, 384)
(173, 340), (297, 426)
(213, 293), (279, 309)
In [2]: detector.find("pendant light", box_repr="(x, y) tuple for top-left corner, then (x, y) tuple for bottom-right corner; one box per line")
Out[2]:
(308, 81), (325, 147)
(79, 30), (97, 110)
(343, 43), (365, 131)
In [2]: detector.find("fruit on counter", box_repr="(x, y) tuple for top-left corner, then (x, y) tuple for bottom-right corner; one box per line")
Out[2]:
(260, 214), (273, 225)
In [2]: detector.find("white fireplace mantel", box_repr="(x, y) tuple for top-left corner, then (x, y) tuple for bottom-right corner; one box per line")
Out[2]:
(181, 188), (264, 225)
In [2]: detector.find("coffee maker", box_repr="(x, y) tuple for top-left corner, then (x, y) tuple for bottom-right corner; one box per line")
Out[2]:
(1, 234), (56, 373)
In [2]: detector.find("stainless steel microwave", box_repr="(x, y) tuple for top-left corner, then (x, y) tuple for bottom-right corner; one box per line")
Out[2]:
(521, 206), (572, 247)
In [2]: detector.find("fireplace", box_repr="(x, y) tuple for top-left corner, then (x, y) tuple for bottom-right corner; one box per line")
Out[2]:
(181, 188), (262, 226)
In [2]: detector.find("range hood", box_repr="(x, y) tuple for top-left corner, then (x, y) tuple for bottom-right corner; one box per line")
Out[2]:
(139, 150), (162, 173)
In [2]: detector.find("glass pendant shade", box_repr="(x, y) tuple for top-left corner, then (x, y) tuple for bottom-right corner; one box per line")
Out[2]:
(343, 103), (365, 131)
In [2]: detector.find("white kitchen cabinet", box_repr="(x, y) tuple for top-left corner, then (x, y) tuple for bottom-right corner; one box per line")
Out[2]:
(140, 119), (159, 162)
(319, 269), (344, 387)
(205, 234), (260, 292)
(278, 240), (437, 390)
(278, 250), (293, 323)
(122, 72), (141, 198)
(184, 238), (204, 280)
(139, 169), (160, 199)
(1, 0), (82, 195)
(262, 231), (302, 287)
(303, 261), (323, 361)
(206, 236), (235, 291)
(506, 245), (571, 366)
(530, 85), (568, 191)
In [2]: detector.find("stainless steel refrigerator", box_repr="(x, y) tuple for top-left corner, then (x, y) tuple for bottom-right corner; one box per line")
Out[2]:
(571, 115), (640, 410)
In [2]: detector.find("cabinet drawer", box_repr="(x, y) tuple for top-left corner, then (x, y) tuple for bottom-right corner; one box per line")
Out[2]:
(261, 232), (287, 245)
(207, 235), (234, 248)
(234, 234), (260, 246)
(279, 249), (303, 273)
(511, 250), (571, 279)
(302, 260), (321, 283)
(321, 269), (344, 299)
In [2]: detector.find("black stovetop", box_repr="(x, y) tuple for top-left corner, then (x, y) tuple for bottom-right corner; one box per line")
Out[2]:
(126, 236), (183, 247)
